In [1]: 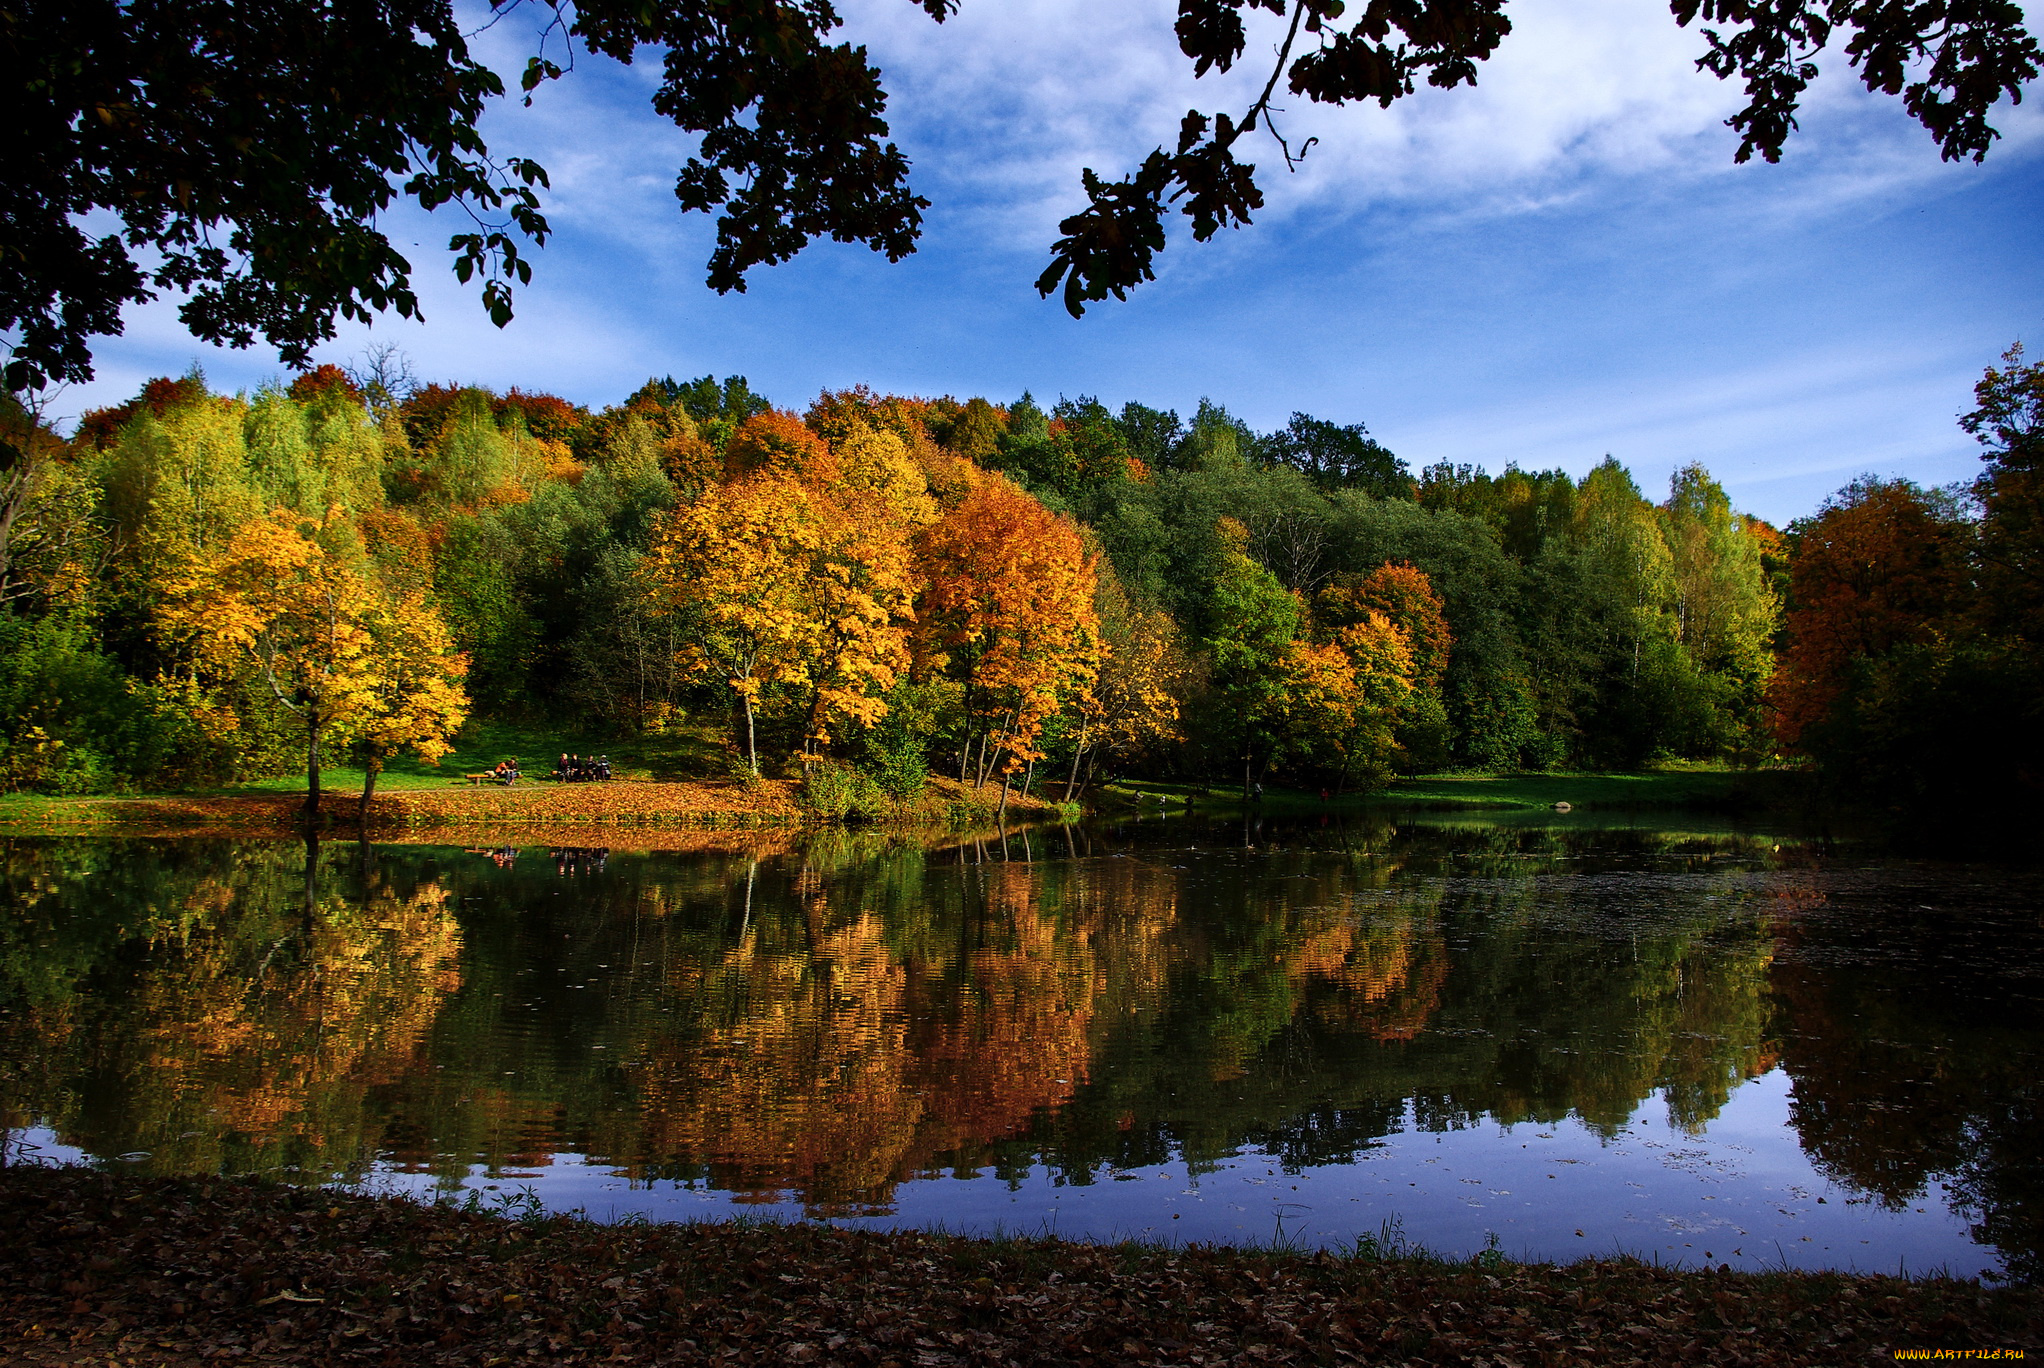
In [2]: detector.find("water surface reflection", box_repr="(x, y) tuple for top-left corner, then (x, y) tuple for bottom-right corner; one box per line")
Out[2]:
(1, 821), (2037, 1279)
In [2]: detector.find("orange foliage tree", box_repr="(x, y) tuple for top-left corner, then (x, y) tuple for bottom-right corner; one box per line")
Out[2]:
(1767, 479), (1969, 750)
(1317, 562), (1451, 689)
(1316, 561), (1451, 772)
(725, 409), (834, 482)
(916, 476), (1100, 802)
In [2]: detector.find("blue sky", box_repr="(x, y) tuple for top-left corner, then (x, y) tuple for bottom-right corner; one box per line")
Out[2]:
(58, 0), (2044, 526)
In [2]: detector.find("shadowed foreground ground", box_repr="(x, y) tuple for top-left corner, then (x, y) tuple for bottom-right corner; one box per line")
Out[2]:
(0, 1167), (2036, 1366)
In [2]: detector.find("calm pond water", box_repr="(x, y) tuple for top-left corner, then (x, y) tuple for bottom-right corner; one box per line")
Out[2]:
(2, 818), (2039, 1281)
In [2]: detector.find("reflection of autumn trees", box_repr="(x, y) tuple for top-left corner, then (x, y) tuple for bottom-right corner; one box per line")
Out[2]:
(630, 911), (920, 1207)
(5, 828), (1773, 1206)
(0, 838), (463, 1178)
(904, 864), (1103, 1171)
(134, 879), (461, 1142)
(1301, 915), (1450, 1043)
(617, 858), (1142, 1212)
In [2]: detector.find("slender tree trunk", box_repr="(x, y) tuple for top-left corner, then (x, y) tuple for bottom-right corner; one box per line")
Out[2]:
(978, 712), (1014, 788)
(743, 692), (758, 777)
(1077, 748), (1102, 801)
(802, 686), (824, 774)
(959, 679), (975, 784)
(1021, 754), (1036, 799)
(997, 769), (1011, 822)
(1065, 731), (1087, 800)
(305, 712), (322, 823)
(359, 753), (382, 824)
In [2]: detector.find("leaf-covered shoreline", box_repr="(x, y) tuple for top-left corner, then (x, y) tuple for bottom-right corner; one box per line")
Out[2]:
(1, 1166), (2035, 1367)
(0, 774), (1084, 839)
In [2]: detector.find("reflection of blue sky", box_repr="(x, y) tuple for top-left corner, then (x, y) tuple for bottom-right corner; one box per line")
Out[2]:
(55, 0), (2043, 525)
(23, 1070), (1983, 1278)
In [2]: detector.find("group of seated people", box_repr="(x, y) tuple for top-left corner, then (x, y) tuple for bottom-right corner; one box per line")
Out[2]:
(549, 753), (614, 782)
(487, 758), (521, 785)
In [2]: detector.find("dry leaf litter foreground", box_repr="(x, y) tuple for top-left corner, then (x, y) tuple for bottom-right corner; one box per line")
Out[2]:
(1, 1168), (2037, 1367)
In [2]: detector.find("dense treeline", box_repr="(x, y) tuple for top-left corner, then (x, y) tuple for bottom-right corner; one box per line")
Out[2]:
(1766, 345), (2044, 815)
(0, 346), (2035, 814)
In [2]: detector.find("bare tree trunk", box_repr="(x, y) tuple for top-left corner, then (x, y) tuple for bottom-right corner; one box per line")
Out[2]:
(1077, 748), (1103, 801)
(304, 712), (322, 823)
(359, 753), (382, 824)
(743, 692), (758, 777)
(802, 685), (825, 775)
(1021, 754), (1036, 799)
(978, 712), (1015, 788)
(959, 680), (975, 783)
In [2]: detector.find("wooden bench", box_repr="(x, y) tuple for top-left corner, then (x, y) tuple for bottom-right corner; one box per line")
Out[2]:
(462, 772), (495, 786)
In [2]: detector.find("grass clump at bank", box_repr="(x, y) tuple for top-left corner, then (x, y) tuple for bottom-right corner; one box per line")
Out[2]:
(2, 1165), (2036, 1368)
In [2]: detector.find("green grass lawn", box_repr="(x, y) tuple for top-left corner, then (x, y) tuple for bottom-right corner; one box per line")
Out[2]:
(0, 718), (732, 816)
(172, 720), (725, 797)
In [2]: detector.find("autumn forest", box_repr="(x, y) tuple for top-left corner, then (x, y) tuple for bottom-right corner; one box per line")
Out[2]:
(0, 346), (2039, 818)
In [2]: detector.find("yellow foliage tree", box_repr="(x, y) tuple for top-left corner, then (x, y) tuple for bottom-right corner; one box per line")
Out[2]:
(159, 509), (468, 818)
(799, 420), (932, 762)
(353, 589), (471, 818)
(644, 473), (824, 776)
(1328, 611), (1418, 785)
(1064, 567), (1187, 798)
(646, 418), (930, 777)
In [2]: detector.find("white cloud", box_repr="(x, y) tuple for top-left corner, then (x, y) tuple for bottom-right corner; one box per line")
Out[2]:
(837, 0), (2040, 240)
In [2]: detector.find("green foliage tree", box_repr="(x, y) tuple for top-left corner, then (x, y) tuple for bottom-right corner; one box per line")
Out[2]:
(1266, 413), (1410, 498)
(1202, 519), (1303, 788)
